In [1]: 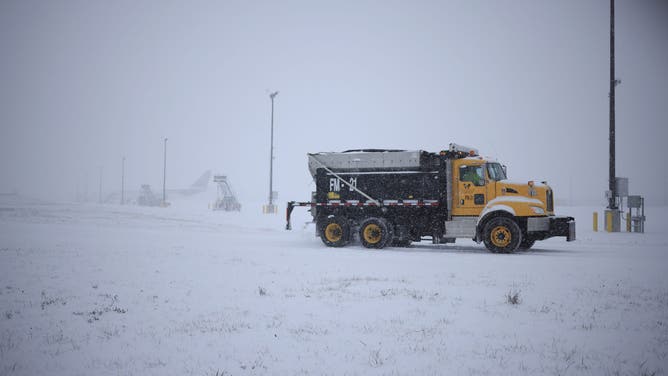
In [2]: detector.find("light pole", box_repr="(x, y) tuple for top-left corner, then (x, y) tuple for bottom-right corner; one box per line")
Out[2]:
(162, 138), (168, 206)
(121, 156), (125, 205)
(608, 0), (616, 211)
(605, 0), (621, 231)
(265, 91), (279, 214)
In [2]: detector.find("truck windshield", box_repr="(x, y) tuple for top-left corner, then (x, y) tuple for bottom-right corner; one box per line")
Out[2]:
(487, 163), (507, 181)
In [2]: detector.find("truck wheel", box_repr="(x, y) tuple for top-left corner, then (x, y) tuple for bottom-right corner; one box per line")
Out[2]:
(359, 217), (393, 249)
(318, 216), (350, 247)
(518, 238), (536, 251)
(483, 217), (522, 253)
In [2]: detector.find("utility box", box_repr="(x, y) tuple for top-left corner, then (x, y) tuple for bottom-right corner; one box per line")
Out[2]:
(628, 195), (642, 208)
(615, 177), (629, 198)
(605, 209), (621, 232)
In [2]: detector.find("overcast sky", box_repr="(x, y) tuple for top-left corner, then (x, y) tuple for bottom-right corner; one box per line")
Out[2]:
(1, 0), (667, 206)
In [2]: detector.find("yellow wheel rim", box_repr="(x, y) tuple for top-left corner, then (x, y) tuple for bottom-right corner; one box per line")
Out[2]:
(491, 226), (511, 248)
(363, 223), (382, 244)
(325, 223), (343, 243)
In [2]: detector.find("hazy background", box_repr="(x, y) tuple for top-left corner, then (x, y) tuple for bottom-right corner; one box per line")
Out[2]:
(1, 0), (667, 207)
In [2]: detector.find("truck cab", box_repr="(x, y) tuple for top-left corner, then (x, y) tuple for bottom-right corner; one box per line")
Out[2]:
(452, 157), (552, 217)
(447, 151), (571, 252)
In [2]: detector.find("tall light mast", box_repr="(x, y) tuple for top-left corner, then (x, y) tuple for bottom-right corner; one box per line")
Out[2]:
(265, 91), (279, 214)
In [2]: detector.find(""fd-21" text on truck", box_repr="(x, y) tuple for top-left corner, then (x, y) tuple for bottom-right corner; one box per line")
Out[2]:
(286, 143), (575, 253)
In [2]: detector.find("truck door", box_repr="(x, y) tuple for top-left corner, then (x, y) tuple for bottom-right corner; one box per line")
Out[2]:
(453, 163), (487, 216)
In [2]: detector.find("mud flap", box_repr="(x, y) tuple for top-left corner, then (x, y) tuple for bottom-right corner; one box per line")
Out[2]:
(567, 219), (576, 242)
(286, 202), (296, 230)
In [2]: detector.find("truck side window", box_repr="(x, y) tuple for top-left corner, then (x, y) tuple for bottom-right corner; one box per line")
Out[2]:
(486, 162), (507, 181)
(460, 165), (485, 186)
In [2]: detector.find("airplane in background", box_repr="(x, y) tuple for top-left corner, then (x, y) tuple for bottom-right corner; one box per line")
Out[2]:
(102, 170), (212, 205)
(167, 170), (211, 196)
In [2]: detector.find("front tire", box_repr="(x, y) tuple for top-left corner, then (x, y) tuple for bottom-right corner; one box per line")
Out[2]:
(483, 217), (522, 253)
(318, 216), (350, 247)
(359, 217), (393, 249)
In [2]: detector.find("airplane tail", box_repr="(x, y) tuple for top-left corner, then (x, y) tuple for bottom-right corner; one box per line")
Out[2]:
(191, 170), (212, 190)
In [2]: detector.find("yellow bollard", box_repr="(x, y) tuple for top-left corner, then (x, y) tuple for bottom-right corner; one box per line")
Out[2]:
(593, 212), (598, 232)
(605, 211), (612, 232)
(626, 214), (631, 232)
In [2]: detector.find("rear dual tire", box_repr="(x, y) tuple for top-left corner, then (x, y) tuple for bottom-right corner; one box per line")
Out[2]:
(392, 224), (412, 247)
(318, 216), (350, 247)
(359, 217), (394, 249)
(319, 216), (396, 250)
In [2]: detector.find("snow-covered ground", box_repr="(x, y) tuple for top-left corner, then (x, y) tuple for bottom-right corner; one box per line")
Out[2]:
(1, 194), (667, 376)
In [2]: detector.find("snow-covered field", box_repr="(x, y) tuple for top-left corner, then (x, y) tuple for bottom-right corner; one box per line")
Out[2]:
(1, 195), (667, 376)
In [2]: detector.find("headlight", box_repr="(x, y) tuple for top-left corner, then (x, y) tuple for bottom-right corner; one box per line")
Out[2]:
(530, 206), (545, 215)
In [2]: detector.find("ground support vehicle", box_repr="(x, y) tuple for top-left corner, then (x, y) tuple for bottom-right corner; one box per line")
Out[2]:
(286, 144), (575, 253)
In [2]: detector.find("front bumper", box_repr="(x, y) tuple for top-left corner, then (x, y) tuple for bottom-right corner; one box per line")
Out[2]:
(527, 216), (576, 241)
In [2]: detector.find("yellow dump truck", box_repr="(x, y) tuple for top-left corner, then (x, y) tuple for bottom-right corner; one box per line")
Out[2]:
(287, 143), (575, 253)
